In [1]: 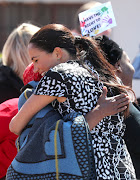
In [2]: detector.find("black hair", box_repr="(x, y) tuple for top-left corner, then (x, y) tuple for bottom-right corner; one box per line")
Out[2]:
(30, 24), (77, 57)
(74, 36), (117, 83)
(95, 35), (123, 65)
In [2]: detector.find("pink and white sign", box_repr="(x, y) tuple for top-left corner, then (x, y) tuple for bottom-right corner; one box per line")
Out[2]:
(78, 1), (116, 36)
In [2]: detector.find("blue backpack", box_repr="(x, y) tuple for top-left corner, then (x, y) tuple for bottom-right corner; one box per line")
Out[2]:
(6, 81), (97, 180)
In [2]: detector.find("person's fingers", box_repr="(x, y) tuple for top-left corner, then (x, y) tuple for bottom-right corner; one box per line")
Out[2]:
(98, 86), (108, 104)
(117, 106), (127, 113)
(117, 100), (129, 109)
(100, 86), (107, 99)
(116, 96), (130, 105)
(114, 93), (127, 100)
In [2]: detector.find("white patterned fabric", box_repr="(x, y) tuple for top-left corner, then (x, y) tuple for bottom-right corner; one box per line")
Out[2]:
(34, 60), (136, 179)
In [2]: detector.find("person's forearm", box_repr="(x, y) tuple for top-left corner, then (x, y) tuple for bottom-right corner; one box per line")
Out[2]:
(9, 94), (56, 135)
(9, 95), (41, 135)
(85, 105), (104, 131)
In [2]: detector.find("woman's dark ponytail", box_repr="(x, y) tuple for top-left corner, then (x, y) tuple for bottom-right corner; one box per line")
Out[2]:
(74, 36), (116, 83)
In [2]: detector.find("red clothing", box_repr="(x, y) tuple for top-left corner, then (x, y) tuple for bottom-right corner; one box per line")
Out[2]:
(0, 98), (18, 179)
(0, 63), (41, 179)
(23, 62), (42, 85)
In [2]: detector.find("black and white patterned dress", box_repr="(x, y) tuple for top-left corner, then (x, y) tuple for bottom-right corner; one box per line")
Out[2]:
(34, 60), (136, 180)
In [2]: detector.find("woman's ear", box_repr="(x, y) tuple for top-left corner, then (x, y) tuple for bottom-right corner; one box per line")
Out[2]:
(114, 60), (122, 73)
(53, 47), (63, 60)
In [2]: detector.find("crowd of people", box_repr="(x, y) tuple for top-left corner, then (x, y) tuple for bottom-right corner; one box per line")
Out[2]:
(0, 1), (140, 180)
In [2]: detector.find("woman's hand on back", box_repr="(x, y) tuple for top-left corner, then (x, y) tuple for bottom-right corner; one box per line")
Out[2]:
(97, 86), (130, 117)
(85, 86), (130, 130)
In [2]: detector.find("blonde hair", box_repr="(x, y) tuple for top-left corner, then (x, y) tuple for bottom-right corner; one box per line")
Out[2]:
(2, 23), (40, 80)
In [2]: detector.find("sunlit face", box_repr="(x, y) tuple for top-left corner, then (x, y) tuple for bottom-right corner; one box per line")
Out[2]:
(28, 43), (58, 75)
(118, 51), (135, 87)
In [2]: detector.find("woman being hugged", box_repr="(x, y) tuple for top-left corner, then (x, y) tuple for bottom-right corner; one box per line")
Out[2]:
(10, 24), (136, 179)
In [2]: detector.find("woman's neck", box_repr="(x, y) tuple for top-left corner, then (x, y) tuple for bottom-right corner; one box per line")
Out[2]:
(61, 49), (76, 63)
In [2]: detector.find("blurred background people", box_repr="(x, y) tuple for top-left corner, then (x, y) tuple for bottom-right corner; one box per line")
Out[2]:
(0, 23), (40, 104)
(0, 22), (40, 180)
(95, 35), (140, 179)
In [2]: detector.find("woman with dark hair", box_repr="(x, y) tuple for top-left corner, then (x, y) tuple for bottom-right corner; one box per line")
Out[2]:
(10, 24), (136, 179)
(95, 35), (140, 179)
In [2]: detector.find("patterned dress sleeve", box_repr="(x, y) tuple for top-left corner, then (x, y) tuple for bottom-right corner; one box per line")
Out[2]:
(34, 69), (67, 97)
